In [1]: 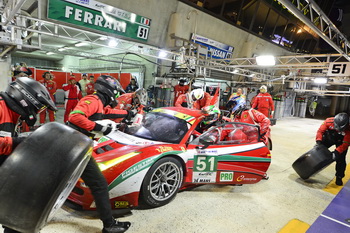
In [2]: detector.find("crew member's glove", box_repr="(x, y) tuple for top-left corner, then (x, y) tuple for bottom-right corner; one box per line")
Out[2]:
(12, 137), (26, 150)
(93, 123), (113, 136)
(332, 150), (340, 161)
(126, 109), (138, 120)
(316, 140), (323, 145)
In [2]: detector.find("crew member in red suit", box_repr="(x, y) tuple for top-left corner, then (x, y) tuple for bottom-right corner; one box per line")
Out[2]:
(0, 77), (57, 233)
(115, 88), (147, 111)
(67, 75), (132, 233)
(173, 78), (189, 105)
(39, 71), (57, 124)
(62, 77), (82, 122)
(316, 113), (350, 186)
(175, 89), (211, 110)
(86, 75), (95, 95)
(227, 95), (271, 146)
(252, 85), (274, 118)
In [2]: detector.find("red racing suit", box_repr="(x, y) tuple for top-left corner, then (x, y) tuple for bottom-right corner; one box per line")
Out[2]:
(115, 93), (134, 110)
(68, 95), (128, 132)
(316, 117), (350, 178)
(232, 109), (271, 145)
(175, 92), (212, 110)
(252, 92), (274, 117)
(39, 79), (57, 123)
(173, 84), (189, 105)
(86, 82), (95, 95)
(0, 95), (20, 160)
(62, 83), (82, 122)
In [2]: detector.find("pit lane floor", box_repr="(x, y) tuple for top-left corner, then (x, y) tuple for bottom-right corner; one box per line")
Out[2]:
(40, 108), (346, 233)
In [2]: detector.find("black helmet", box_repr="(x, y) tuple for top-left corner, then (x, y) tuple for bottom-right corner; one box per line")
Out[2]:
(6, 77), (57, 126)
(95, 75), (125, 107)
(334, 113), (349, 132)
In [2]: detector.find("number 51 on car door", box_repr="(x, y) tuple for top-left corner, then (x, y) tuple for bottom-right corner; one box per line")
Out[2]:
(193, 152), (218, 183)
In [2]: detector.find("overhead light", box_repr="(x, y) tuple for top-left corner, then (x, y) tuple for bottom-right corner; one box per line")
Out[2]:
(46, 52), (55, 55)
(75, 42), (89, 47)
(108, 39), (119, 47)
(256, 55), (276, 66)
(158, 50), (167, 58)
(58, 47), (69, 51)
(314, 77), (327, 84)
(99, 36), (108, 40)
(249, 73), (255, 78)
(233, 69), (239, 74)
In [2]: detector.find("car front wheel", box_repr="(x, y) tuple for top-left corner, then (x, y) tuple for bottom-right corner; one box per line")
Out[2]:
(140, 157), (183, 208)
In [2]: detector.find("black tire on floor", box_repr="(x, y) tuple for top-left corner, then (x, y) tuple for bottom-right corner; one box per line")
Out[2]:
(140, 157), (183, 208)
(0, 122), (92, 233)
(292, 144), (334, 180)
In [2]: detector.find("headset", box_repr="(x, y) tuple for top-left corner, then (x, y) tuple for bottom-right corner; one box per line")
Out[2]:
(42, 71), (51, 78)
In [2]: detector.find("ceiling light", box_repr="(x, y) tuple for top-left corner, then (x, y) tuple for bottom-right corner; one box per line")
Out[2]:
(256, 55), (276, 66)
(75, 42), (89, 47)
(46, 52), (55, 55)
(108, 39), (119, 47)
(233, 69), (239, 74)
(99, 36), (108, 40)
(314, 77), (327, 84)
(158, 50), (167, 58)
(58, 47), (69, 51)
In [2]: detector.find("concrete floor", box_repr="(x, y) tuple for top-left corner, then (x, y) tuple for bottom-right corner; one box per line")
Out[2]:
(40, 109), (341, 233)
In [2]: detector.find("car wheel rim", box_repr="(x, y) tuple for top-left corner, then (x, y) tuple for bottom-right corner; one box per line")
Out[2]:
(149, 161), (182, 201)
(47, 155), (90, 221)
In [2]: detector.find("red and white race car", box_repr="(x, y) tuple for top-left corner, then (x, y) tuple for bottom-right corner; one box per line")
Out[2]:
(67, 107), (271, 210)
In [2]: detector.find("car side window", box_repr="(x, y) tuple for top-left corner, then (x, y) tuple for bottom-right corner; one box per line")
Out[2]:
(189, 122), (260, 146)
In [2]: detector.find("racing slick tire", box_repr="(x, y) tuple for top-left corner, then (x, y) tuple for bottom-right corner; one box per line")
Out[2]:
(292, 144), (334, 180)
(140, 157), (183, 208)
(0, 122), (92, 233)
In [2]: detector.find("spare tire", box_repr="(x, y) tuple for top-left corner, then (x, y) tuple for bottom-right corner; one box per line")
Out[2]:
(292, 144), (334, 180)
(0, 122), (92, 233)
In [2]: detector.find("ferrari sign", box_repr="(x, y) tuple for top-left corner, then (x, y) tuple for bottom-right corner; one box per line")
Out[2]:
(47, 0), (151, 41)
(327, 62), (350, 76)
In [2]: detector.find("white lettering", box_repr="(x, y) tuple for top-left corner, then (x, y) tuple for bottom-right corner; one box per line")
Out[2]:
(113, 21), (126, 32)
(84, 11), (93, 24)
(74, 9), (83, 21)
(95, 15), (104, 27)
(65, 6), (74, 18)
(104, 20), (113, 29)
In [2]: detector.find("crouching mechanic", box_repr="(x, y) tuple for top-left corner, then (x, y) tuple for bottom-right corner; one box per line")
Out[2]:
(227, 95), (271, 146)
(316, 112), (350, 186)
(0, 77), (57, 233)
(67, 75), (133, 233)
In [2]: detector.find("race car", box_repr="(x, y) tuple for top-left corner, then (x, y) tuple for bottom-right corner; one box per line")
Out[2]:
(67, 107), (271, 210)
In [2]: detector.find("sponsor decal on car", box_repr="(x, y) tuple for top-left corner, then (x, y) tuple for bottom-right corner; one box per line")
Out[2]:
(114, 201), (129, 208)
(220, 172), (234, 182)
(197, 149), (218, 155)
(121, 157), (156, 179)
(236, 175), (257, 182)
(193, 172), (217, 183)
(156, 146), (173, 153)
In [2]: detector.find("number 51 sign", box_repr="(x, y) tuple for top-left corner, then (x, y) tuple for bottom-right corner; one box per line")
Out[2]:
(327, 62), (350, 76)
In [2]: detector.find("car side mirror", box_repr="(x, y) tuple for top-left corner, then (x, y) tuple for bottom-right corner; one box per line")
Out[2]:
(197, 135), (216, 149)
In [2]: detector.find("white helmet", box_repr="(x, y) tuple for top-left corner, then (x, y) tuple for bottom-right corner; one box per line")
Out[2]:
(260, 85), (267, 93)
(190, 89), (204, 102)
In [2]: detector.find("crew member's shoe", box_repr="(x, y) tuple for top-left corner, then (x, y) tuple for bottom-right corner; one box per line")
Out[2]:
(336, 176), (343, 186)
(102, 220), (131, 233)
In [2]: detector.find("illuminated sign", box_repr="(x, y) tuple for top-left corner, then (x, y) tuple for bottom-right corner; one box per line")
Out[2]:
(47, 0), (151, 41)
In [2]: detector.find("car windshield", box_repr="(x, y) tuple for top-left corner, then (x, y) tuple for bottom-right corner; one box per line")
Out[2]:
(126, 112), (189, 143)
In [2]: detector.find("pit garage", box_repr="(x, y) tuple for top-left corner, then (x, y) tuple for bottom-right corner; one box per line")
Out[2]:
(1, 0), (350, 233)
